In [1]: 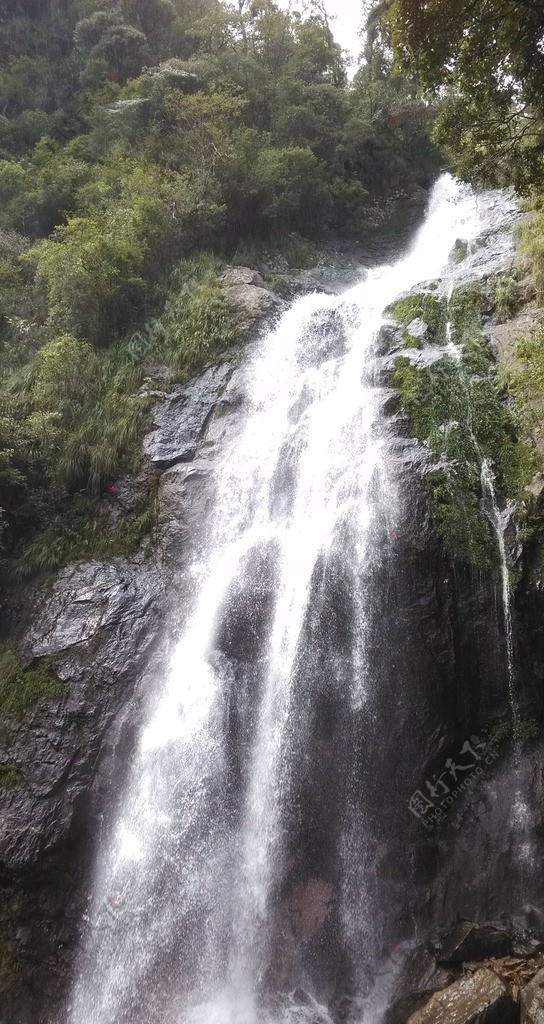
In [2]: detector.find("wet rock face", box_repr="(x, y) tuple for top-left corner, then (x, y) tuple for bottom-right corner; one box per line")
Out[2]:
(297, 308), (349, 366)
(143, 360), (235, 468)
(1, 560), (163, 871)
(0, 352), (250, 1021)
(387, 924), (544, 1024)
(448, 189), (521, 288)
(0, 559), (164, 1020)
(438, 924), (522, 966)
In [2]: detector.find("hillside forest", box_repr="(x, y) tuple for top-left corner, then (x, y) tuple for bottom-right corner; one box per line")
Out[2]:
(1, 0), (543, 586)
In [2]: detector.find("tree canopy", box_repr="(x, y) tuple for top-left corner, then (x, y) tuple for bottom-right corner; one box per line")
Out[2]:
(384, 0), (544, 190)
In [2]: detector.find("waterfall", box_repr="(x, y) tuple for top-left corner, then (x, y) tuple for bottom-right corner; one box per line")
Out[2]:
(66, 176), (490, 1024)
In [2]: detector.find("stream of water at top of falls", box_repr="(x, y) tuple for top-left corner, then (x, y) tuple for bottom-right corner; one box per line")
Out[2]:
(65, 176), (507, 1024)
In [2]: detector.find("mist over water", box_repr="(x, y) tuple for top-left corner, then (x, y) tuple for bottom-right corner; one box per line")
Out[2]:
(67, 176), (493, 1024)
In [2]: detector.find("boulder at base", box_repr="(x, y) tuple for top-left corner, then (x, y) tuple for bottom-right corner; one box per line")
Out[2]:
(521, 967), (544, 1023)
(408, 968), (518, 1024)
(438, 922), (514, 964)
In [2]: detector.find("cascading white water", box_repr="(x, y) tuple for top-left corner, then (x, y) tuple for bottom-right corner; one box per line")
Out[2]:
(480, 459), (518, 724)
(66, 176), (490, 1024)
(480, 460), (537, 870)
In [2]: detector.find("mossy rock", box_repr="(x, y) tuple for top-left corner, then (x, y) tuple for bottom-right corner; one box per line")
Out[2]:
(450, 238), (469, 263)
(390, 292), (448, 346)
(0, 648), (65, 716)
(0, 763), (23, 790)
(393, 333), (536, 568)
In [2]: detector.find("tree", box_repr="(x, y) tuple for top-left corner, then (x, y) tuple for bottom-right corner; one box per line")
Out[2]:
(250, 145), (330, 232)
(28, 215), (147, 342)
(290, 17), (345, 86)
(385, 0), (544, 189)
(161, 89), (245, 179)
(74, 10), (149, 86)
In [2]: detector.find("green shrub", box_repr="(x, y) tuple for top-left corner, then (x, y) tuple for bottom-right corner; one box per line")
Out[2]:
(494, 273), (518, 323)
(449, 283), (490, 373)
(509, 328), (544, 431)
(3, 494), (154, 585)
(520, 211), (544, 303)
(27, 216), (147, 343)
(148, 258), (241, 377)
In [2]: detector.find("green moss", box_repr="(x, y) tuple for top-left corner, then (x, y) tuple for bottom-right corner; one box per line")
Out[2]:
(0, 762), (23, 789)
(393, 332), (536, 567)
(449, 283), (490, 374)
(426, 466), (492, 567)
(450, 238), (469, 263)
(0, 647), (65, 715)
(390, 291), (448, 345)
(514, 717), (540, 743)
(486, 719), (512, 753)
(487, 716), (540, 751)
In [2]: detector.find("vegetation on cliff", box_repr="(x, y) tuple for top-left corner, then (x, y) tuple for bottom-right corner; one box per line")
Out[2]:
(0, 0), (440, 585)
(369, 0), (544, 568)
(375, 0), (544, 345)
(393, 286), (537, 567)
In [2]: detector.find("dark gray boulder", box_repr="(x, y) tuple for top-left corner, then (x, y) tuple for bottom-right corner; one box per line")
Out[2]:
(438, 922), (514, 965)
